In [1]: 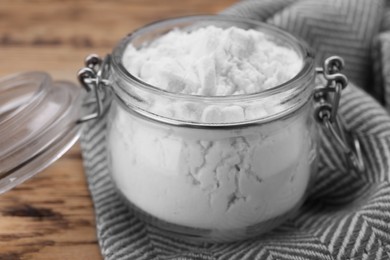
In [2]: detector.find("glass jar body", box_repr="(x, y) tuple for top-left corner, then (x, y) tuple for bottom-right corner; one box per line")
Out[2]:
(107, 97), (318, 242)
(105, 15), (317, 242)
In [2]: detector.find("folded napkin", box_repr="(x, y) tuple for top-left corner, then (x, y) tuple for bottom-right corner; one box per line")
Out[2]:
(80, 0), (390, 259)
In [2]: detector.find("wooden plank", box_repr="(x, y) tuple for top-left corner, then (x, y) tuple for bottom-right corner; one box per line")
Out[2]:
(0, 0), (238, 259)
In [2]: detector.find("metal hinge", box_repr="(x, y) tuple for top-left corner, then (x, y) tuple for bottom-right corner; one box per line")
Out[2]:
(77, 54), (110, 123)
(314, 56), (365, 173)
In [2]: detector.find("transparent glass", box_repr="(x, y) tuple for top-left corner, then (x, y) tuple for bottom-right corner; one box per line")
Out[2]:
(106, 15), (317, 242)
(0, 72), (82, 194)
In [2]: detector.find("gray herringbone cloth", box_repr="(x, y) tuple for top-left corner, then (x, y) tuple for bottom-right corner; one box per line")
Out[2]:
(80, 0), (390, 259)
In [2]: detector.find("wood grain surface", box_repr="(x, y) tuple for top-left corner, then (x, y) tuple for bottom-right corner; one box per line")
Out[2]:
(0, 1), (237, 259)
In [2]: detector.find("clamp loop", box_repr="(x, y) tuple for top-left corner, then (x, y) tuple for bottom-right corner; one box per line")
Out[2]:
(315, 56), (365, 173)
(77, 54), (110, 123)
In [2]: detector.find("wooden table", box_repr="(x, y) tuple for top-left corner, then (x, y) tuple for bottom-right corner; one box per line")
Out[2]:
(0, 1), (237, 259)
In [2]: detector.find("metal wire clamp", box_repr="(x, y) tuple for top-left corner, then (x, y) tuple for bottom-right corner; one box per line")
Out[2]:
(77, 54), (110, 123)
(314, 56), (365, 173)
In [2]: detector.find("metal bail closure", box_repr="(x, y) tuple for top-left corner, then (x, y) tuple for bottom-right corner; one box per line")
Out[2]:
(314, 56), (365, 173)
(77, 54), (111, 123)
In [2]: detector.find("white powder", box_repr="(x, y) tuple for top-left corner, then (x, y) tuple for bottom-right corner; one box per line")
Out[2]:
(109, 104), (315, 233)
(123, 26), (302, 96)
(121, 26), (303, 124)
(123, 26), (301, 96)
(110, 25), (313, 241)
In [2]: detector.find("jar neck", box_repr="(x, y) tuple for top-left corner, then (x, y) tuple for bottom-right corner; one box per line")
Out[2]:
(109, 61), (315, 127)
(108, 15), (316, 126)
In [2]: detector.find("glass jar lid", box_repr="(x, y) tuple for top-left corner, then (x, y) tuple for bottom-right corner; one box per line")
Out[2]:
(0, 71), (83, 194)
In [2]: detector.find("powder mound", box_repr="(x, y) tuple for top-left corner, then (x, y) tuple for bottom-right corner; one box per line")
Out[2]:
(122, 26), (303, 96)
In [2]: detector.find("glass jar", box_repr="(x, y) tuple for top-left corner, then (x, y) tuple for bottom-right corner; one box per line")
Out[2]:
(0, 15), (363, 243)
(105, 15), (317, 242)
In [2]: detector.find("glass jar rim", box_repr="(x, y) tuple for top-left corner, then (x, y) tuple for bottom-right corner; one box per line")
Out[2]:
(110, 14), (315, 102)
